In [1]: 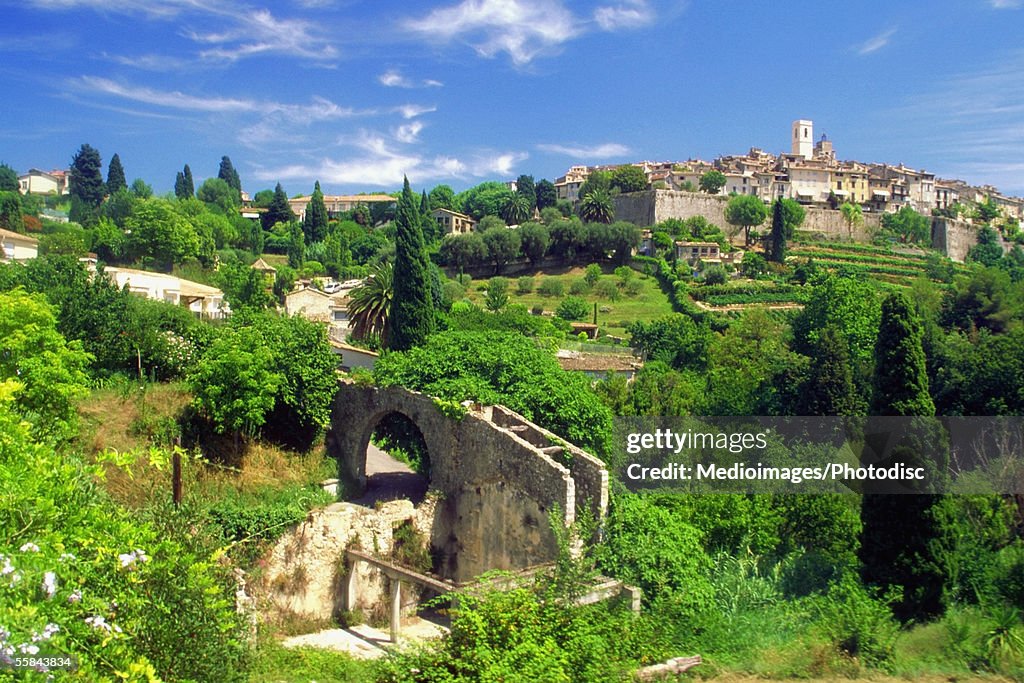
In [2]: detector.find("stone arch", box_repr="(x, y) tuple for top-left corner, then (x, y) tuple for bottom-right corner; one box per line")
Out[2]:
(326, 382), (609, 583)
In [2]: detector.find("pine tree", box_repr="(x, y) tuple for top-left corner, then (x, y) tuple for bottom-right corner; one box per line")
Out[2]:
(106, 153), (127, 195)
(0, 163), (18, 192)
(860, 292), (947, 623)
(69, 143), (105, 224)
(768, 199), (787, 263)
(262, 183), (295, 232)
(303, 181), (328, 243)
(388, 177), (435, 351)
(183, 164), (195, 197)
(218, 156), (242, 194)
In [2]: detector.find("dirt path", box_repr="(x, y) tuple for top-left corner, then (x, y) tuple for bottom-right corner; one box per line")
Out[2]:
(351, 443), (428, 507)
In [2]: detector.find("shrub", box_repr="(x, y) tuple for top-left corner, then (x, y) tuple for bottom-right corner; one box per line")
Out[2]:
(624, 279), (643, 297)
(556, 296), (590, 321)
(810, 577), (899, 670)
(704, 265), (728, 285)
(569, 278), (591, 295)
(538, 278), (565, 297)
(516, 276), (534, 294)
(594, 279), (620, 301)
(584, 263), (603, 285)
(531, 304), (544, 315)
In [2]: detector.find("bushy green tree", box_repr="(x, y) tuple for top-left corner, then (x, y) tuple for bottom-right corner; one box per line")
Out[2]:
(556, 295), (589, 321)
(428, 184), (456, 211)
(0, 191), (24, 233)
(724, 194), (768, 245)
(440, 232), (487, 269)
(627, 314), (710, 370)
(699, 170), (726, 194)
(610, 165), (648, 193)
(535, 179), (557, 210)
(515, 174), (536, 210)
(374, 330), (613, 454)
(882, 205), (930, 245)
(106, 152), (127, 195)
(482, 225), (521, 274)
(286, 220), (304, 268)
(0, 290), (91, 441)
(484, 277), (509, 312)
(389, 177), (435, 351)
(125, 198), (200, 270)
(518, 221), (549, 266)
(197, 177), (238, 213)
(0, 162), (18, 191)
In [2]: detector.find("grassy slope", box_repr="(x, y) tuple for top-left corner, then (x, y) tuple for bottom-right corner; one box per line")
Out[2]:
(461, 265), (674, 337)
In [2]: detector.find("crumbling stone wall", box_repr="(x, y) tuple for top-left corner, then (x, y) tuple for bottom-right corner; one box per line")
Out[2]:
(326, 384), (609, 584)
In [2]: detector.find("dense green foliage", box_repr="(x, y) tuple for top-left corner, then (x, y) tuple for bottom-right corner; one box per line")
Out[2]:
(374, 331), (613, 455)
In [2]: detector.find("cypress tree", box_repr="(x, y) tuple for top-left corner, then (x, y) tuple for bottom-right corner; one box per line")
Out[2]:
(859, 292), (947, 622)
(174, 171), (188, 200)
(768, 199), (787, 263)
(419, 189), (435, 242)
(69, 143), (105, 224)
(798, 325), (859, 416)
(218, 156), (242, 194)
(262, 183), (295, 232)
(516, 174), (536, 211)
(287, 221), (305, 269)
(183, 164), (195, 197)
(389, 177), (434, 351)
(0, 163), (18, 192)
(303, 180), (328, 243)
(106, 153), (127, 194)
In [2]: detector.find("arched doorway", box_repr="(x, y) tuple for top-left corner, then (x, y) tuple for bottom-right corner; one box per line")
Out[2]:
(353, 410), (430, 506)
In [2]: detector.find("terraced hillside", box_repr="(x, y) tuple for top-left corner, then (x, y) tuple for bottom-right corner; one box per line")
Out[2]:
(788, 240), (970, 286)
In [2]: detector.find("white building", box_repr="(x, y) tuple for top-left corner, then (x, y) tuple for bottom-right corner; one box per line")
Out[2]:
(87, 262), (229, 319)
(0, 228), (38, 262)
(18, 169), (70, 196)
(792, 120), (813, 160)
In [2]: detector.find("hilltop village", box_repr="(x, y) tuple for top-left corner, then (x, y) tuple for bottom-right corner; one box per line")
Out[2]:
(2, 118), (1024, 682)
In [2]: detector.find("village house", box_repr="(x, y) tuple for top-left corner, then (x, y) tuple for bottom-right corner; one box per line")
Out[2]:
(554, 165), (590, 203)
(18, 169), (70, 196)
(0, 228), (39, 262)
(287, 194), (396, 222)
(284, 280), (361, 338)
(432, 207), (476, 236)
(84, 261), (229, 319)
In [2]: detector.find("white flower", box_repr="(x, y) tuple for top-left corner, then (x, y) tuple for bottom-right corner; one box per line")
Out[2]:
(134, 549), (150, 563)
(41, 572), (57, 599)
(43, 624), (59, 639)
(18, 643), (39, 655)
(0, 557), (13, 576)
(19, 543), (39, 553)
(0, 627), (9, 643)
(118, 553), (135, 568)
(68, 589), (82, 604)
(59, 553), (76, 562)
(85, 615), (111, 632)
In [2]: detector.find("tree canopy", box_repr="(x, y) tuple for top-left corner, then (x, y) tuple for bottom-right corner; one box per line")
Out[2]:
(724, 194), (768, 245)
(106, 153), (127, 195)
(699, 170), (726, 194)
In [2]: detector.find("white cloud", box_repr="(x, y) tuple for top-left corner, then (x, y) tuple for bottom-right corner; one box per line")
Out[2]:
(403, 0), (655, 65)
(537, 142), (631, 158)
(593, 1), (654, 31)
(256, 131), (526, 187)
(395, 104), (436, 119)
(990, 0), (1022, 8)
(403, 0), (582, 66)
(379, 69), (445, 88)
(30, 0), (337, 63)
(856, 27), (897, 56)
(394, 120), (424, 144)
(77, 76), (260, 112)
(379, 69), (412, 87)
(99, 52), (191, 71)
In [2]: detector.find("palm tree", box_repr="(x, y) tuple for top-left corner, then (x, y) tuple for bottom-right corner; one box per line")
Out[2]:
(578, 189), (614, 224)
(501, 193), (531, 225)
(840, 202), (863, 239)
(348, 261), (393, 346)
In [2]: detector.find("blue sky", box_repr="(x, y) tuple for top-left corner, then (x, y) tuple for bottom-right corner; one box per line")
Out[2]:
(2, 0), (1023, 197)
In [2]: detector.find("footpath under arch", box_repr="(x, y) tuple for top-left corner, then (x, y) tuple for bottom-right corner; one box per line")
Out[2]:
(326, 383), (608, 583)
